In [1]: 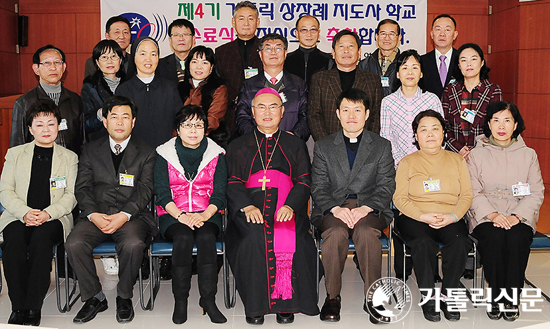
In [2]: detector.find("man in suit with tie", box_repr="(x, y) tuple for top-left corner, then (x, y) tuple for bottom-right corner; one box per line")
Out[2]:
(311, 88), (395, 323)
(65, 95), (157, 324)
(157, 19), (196, 83)
(308, 30), (384, 141)
(420, 14), (459, 99)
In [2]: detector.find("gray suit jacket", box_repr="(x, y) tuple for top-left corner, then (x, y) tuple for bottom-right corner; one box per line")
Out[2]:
(311, 130), (395, 226)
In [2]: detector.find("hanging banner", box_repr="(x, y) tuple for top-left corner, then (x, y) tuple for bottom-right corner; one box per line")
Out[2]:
(101, 0), (427, 58)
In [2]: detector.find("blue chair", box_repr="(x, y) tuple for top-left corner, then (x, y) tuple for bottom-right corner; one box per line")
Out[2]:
(141, 209), (236, 311)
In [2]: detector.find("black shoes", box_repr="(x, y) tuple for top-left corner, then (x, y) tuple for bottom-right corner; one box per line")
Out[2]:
(24, 310), (41, 326)
(73, 297), (108, 323)
(320, 295), (341, 322)
(441, 301), (460, 321)
(364, 301), (390, 324)
(421, 299), (441, 322)
(116, 296), (135, 323)
(198, 264), (227, 323)
(503, 304), (519, 321)
(276, 313), (294, 324)
(462, 269), (474, 280)
(246, 315), (265, 325)
(487, 303), (502, 320)
(8, 310), (27, 325)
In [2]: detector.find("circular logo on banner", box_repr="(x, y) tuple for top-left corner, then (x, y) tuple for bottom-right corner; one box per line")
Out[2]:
(366, 277), (412, 323)
(120, 12), (169, 43)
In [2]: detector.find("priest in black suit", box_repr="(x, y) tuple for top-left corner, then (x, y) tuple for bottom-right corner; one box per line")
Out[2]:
(420, 14), (459, 99)
(65, 96), (157, 324)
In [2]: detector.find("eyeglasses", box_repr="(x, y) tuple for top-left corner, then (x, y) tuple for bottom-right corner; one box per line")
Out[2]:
(180, 122), (205, 129)
(171, 33), (193, 39)
(378, 31), (398, 39)
(253, 104), (282, 111)
(39, 60), (64, 68)
(98, 53), (120, 62)
(262, 46), (285, 53)
(298, 28), (319, 34)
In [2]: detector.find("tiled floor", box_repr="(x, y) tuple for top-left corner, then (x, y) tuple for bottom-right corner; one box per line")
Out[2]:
(1, 253), (550, 329)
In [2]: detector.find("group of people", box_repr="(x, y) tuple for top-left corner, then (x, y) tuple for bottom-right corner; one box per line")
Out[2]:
(0, 1), (544, 327)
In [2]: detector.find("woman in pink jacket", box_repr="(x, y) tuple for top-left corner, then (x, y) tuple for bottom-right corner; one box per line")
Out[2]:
(468, 101), (544, 322)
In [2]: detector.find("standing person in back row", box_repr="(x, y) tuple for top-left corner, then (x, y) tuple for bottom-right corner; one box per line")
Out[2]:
(420, 14), (459, 99)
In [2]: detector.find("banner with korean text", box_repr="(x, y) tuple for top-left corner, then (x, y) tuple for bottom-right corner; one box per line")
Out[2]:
(101, 0), (427, 58)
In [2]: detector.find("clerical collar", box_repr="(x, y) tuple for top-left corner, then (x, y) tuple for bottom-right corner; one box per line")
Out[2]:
(138, 74), (155, 84)
(257, 128), (279, 138)
(343, 131), (363, 151)
(109, 135), (131, 154)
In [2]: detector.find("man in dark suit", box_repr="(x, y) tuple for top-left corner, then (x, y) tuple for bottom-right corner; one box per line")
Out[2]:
(420, 14), (459, 99)
(157, 19), (196, 83)
(235, 33), (309, 140)
(284, 15), (332, 88)
(215, 1), (263, 133)
(65, 96), (157, 324)
(308, 30), (384, 141)
(311, 88), (395, 323)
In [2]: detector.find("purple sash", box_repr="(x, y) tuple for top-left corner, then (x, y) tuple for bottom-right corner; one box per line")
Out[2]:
(246, 170), (296, 300)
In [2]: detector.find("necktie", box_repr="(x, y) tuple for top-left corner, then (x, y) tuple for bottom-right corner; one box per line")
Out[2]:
(270, 77), (277, 85)
(114, 144), (122, 155)
(439, 55), (447, 87)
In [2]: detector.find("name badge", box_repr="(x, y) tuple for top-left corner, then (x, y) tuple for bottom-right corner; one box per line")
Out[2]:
(460, 109), (476, 124)
(279, 92), (287, 103)
(244, 67), (258, 79)
(381, 77), (390, 87)
(119, 173), (134, 187)
(50, 176), (67, 189)
(512, 182), (530, 197)
(423, 179), (441, 192)
(59, 118), (68, 131)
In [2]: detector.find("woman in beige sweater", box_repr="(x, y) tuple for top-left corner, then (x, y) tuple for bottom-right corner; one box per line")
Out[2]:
(394, 110), (473, 322)
(467, 101), (544, 321)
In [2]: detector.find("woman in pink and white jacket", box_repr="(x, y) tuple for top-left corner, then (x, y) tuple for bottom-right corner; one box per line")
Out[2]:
(154, 105), (227, 325)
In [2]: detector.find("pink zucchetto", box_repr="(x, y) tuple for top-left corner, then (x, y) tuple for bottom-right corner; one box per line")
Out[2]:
(254, 87), (281, 99)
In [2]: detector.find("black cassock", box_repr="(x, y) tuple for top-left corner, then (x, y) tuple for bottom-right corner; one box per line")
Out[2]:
(226, 130), (320, 317)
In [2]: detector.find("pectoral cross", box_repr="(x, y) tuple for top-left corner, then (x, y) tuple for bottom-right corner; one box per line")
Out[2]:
(258, 175), (270, 191)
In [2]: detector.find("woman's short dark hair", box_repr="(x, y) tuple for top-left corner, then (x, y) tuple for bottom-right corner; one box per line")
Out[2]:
(483, 101), (526, 139)
(392, 49), (422, 92)
(174, 105), (208, 132)
(411, 109), (447, 149)
(102, 95), (138, 118)
(455, 43), (490, 81)
(183, 46), (220, 79)
(92, 40), (124, 71)
(26, 100), (61, 126)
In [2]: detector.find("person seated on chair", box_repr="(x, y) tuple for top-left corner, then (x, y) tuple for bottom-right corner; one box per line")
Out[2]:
(467, 101), (544, 322)
(311, 88), (395, 324)
(65, 95), (157, 324)
(0, 101), (78, 326)
(154, 105), (227, 324)
(393, 109), (473, 322)
(226, 87), (319, 325)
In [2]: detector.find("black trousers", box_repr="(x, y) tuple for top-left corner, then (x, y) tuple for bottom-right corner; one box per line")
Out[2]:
(1, 220), (63, 310)
(473, 222), (533, 304)
(396, 214), (471, 296)
(65, 219), (150, 301)
(164, 221), (219, 267)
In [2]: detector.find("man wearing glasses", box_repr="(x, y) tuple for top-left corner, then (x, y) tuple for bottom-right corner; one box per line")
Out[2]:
(158, 19), (196, 83)
(285, 15), (332, 88)
(235, 33), (309, 141)
(10, 45), (85, 155)
(358, 19), (402, 96)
